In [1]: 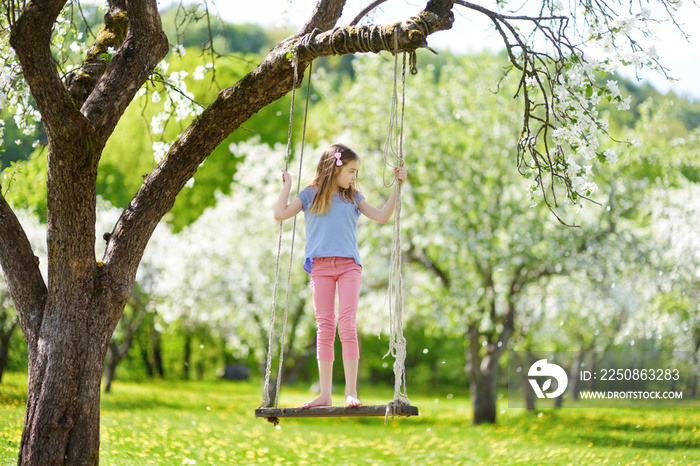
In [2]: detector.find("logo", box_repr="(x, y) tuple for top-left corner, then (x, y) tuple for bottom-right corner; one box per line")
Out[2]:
(528, 359), (568, 398)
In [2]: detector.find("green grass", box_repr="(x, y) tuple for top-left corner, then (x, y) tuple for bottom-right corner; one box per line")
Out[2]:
(1, 372), (699, 465)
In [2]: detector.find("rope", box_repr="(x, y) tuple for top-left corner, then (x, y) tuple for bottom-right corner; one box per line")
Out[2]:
(383, 51), (411, 423)
(261, 56), (313, 410)
(299, 16), (431, 59)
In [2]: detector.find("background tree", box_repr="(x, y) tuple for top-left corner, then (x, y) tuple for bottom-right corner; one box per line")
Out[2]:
(310, 50), (698, 423)
(145, 140), (317, 385)
(102, 286), (147, 393)
(0, 286), (18, 383)
(648, 184), (700, 396)
(0, 0), (689, 463)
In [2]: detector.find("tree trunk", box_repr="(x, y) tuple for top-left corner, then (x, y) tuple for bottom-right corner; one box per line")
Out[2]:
(511, 351), (536, 411)
(470, 362), (498, 424)
(183, 331), (192, 380)
(139, 315), (165, 378)
(103, 342), (119, 394)
(466, 287), (515, 424)
(0, 327), (14, 383)
(0, 302), (18, 383)
(153, 330), (165, 378)
(19, 298), (127, 465)
(564, 352), (586, 405)
(140, 346), (155, 378)
(3, 3), (168, 463)
(103, 293), (145, 393)
(692, 349), (698, 398)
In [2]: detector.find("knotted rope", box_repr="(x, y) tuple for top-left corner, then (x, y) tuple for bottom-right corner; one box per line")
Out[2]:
(383, 50), (411, 423)
(296, 16), (433, 73)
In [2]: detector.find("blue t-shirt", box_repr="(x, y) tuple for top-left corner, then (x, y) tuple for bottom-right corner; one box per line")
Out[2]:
(298, 187), (365, 273)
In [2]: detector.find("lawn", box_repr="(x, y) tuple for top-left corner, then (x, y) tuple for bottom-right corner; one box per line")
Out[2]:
(1, 372), (698, 465)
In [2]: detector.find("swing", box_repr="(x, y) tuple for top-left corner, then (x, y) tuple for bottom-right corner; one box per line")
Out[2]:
(255, 35), (419, 425)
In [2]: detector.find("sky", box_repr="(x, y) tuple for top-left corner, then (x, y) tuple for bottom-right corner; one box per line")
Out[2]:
(200, 0), (700, 101)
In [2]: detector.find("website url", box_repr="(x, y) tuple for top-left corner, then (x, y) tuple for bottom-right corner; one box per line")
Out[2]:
(579, 390), (683, 400)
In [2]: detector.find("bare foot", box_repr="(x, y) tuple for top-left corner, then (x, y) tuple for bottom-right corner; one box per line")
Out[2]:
(301, 395), (332, 409)
(346, 394), (362, 407)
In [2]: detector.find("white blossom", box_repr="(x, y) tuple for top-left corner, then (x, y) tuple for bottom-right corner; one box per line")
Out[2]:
(617, 95), (631, 111)
(603, 148), (618, 166)
(152, 141), (172, 163)
(605, 80), (620, 97)
(150, 112), (166, 134)
(172, 44), (186, 57)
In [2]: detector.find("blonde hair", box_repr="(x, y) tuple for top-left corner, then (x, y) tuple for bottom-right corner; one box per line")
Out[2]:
(309, 144), (361, 215)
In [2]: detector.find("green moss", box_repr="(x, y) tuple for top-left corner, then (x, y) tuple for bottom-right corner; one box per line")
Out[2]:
(84, 10), (129, 63)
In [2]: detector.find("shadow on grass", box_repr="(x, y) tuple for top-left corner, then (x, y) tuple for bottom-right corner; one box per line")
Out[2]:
(503, 409), (700, 452)
(100, 379), (260, 414)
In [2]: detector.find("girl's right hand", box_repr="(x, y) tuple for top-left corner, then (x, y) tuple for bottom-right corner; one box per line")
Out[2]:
(281, 170), (292, 188)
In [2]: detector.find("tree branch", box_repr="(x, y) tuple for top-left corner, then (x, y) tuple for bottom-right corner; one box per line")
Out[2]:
(350, 0), (390, 26)
(65, 3), (129, 107)
(0, 193), (47, 354)
(453, 0), (601, 216)
(406, 240), (451, 288)
(81, 0), (169, 145)
(9, 0), (77, 138)
(292, 5), (454, 62)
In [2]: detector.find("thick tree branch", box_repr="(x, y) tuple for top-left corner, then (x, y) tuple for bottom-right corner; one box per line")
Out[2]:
(65, 3), (129, 107)
(9, 0), (81, 139)
(0, 193), (47, 354)
(81, 0), (169, 145)
(103, 58), (294, 281)
(292, 6), (454, 62)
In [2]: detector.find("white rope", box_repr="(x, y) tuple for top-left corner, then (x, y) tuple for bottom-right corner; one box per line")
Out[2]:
(261, 56), (312, 409)
(383, 51), (410, 423)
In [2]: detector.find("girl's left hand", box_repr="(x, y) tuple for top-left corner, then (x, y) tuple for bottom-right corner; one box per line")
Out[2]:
(394, 166), (407, 184)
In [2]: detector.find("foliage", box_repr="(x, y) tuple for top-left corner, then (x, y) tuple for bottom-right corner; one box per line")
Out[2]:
(4, 49), (700, 394)
(305, 50), (700, 422)
(647, 184), (700, 361)
(159, 5), (278, 56)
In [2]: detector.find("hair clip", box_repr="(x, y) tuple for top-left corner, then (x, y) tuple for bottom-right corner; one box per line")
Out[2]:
(333, 152), (343, 166)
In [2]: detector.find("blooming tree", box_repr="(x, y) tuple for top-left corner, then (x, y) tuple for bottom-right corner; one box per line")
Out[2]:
(649, 184), (700, 394)
(146, 140), (316, 382)
(0, 0), (690, 462)
(311, 51), (693, 423)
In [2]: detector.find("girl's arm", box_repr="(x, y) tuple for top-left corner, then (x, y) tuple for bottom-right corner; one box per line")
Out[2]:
(359, 167), (407, 224)
(274, 170), (303, 221)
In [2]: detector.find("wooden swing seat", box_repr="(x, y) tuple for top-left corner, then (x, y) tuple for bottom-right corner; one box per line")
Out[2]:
(255, 403), (419, 421)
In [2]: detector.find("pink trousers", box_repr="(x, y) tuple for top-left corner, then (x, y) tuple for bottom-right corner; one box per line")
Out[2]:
(309, 257), (362, 361)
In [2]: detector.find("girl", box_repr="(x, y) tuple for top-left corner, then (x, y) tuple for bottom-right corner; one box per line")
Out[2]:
(274, 143), (407, 408)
